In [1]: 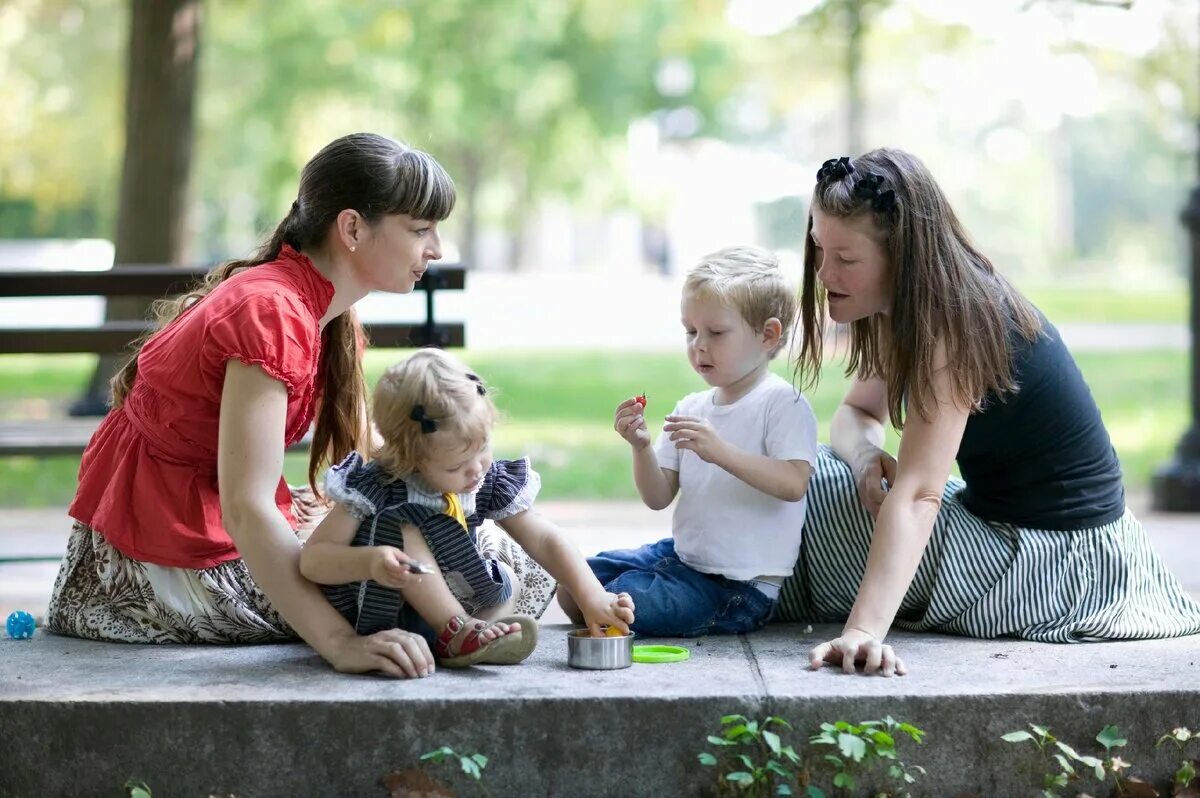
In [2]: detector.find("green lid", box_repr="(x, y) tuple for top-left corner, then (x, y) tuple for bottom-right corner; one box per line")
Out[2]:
(631, 644), (690, 664)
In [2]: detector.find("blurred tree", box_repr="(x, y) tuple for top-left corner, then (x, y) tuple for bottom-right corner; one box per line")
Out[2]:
(196, 0), (739, 270)
(76, 0), (201, 415)
(799, 0), (894, 154)
(0, 1), (124, 238)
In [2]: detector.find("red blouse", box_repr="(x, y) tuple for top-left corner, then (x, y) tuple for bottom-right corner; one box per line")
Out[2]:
(68, 246), (335, 569)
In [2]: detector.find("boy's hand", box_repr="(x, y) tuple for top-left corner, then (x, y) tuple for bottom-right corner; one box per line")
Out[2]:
(614, 397), (651, 449)
(368, 545), (423, 589)
(664, 415), (728, 464)
(581, 590), (636, 637)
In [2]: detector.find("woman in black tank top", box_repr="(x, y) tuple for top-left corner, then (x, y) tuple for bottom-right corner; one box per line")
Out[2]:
(779, 150), (1200, 674)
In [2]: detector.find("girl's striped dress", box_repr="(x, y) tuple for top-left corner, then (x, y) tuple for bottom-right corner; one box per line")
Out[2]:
(320, 453), (557, 635)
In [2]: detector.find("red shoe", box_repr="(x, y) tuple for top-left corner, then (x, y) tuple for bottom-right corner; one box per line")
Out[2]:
(434, 613), (538, 668)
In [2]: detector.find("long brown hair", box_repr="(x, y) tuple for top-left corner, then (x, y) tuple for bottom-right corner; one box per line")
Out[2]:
(111, 132), (456, 491)
(795, 148), (1042, 428)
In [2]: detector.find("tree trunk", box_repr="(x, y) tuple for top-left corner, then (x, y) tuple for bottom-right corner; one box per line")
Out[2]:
(844, 0), (865, 155)
(458, 150), (482, 271)
(74, 0), (200, 415)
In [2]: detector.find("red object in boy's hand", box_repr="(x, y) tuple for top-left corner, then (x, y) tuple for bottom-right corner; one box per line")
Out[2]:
(635, 394), (647, 408)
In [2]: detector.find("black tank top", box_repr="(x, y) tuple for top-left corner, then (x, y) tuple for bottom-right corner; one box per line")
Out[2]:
(955, 314), (1125, 530)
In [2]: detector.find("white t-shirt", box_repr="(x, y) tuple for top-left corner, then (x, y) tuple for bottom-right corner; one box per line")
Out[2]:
(654, 372), (818, 581)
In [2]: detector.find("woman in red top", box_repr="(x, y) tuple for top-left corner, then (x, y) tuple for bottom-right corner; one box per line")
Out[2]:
(46, 132), (474, 678)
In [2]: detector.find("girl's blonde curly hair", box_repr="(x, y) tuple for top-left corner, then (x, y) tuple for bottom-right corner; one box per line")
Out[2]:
(371, 348), (496, 481)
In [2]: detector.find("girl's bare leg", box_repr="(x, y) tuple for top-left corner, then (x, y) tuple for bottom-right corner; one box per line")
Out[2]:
(399, 524), (519, 644)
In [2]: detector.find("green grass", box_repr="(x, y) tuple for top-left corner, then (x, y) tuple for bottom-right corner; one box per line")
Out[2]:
(0, 347), (1188, 506)
(1020, 284), (1186, 324)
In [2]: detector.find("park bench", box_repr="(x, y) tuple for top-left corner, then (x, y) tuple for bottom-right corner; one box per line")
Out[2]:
(0, 263), (466, 458)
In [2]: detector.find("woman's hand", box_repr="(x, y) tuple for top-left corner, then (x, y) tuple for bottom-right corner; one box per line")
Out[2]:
(580, 590), (636, 637)
(614, 397), (651, 449)
(325, 628), (436, 678)
(368, 545), (422, 589)
(809, 628), (906, 677)
(853, 447), (898, 518)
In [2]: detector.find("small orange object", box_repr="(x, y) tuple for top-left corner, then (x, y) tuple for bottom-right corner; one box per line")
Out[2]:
(605, 625), (625, 637)
(634, 393), (647, 408)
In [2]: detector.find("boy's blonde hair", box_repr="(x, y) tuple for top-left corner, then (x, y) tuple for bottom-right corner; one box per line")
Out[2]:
(684, 245), (797, 357)
(372, 348), (496, 480)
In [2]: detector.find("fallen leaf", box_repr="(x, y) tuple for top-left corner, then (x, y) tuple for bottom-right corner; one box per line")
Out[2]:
(1120, 777), (1160, 798)
(380, 769), (456, 798)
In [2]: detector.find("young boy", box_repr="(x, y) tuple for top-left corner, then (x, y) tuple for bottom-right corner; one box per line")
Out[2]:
(560, 246), (818, 637)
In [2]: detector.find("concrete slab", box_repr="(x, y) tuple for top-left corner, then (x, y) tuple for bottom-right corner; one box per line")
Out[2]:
(1, 501), (1198, 795)
(2, 625), (1199, 797)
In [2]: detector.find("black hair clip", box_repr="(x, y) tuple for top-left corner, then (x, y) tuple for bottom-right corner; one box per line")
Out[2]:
(465, 373), (487, 396)
(852, 172), (897, 213)
(409, 405), (438, 434)
(816, 156), (854, 183)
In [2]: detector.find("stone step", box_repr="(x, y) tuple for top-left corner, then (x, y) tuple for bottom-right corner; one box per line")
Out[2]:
(2, 624), (1198, 797)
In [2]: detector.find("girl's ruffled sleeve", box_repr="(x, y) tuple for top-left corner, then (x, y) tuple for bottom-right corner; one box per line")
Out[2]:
(323, 452), (379, 520)
(480, 457), (541, 520)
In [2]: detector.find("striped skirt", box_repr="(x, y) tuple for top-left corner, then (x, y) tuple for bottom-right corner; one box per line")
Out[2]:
(779, 447), (1200, 642)
(46, 487), (556, 644)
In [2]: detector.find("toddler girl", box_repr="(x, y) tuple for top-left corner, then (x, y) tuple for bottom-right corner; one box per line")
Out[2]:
(301, 348), (634, 670)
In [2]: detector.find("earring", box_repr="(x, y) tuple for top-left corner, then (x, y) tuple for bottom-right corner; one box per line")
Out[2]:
(350, 245), (357, 253)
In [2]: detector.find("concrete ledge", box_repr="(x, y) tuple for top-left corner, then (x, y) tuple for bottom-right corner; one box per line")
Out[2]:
(2, 624), (1199, 797)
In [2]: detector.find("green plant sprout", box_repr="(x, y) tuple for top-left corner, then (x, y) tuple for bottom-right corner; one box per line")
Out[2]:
(809, 717), (926, 797)
(1002, 723), (1130, 797)
(418, 746), (491, 797)
(1155, 726), (1199, 792)
(699, 714), (813, 797)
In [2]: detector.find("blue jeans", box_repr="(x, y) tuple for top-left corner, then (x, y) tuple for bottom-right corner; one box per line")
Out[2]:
(588, 538), (777, 638)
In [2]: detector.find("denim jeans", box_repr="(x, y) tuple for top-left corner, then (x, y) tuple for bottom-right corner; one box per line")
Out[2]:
(588, 537), (777, 638)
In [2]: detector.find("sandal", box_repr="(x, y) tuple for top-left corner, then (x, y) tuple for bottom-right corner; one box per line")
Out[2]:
(434, 613), (538, 668)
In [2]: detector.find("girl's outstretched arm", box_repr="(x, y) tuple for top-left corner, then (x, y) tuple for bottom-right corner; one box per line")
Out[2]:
(499, 508), (635, 635)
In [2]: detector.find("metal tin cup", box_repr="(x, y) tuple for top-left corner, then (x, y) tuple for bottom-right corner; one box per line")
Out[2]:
(566, 628), (633, 670)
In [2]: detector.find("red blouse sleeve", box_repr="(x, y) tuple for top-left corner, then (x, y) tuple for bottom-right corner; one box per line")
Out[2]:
(204, 291), (320, 394)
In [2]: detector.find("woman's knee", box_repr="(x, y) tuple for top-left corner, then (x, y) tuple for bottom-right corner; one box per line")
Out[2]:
(474, 561), (518, 620)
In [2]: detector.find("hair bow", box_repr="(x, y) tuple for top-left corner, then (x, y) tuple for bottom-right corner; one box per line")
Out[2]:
(816, 156), (855, 183)
(851, 171), (897, 213)
(465, 373), (487, 396)
(409, 405), (438, 434)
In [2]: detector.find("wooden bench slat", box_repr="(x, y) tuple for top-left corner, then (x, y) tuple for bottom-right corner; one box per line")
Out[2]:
(0, 321), (464, 354)
(0, 265), (466, 297)
(0, 418), (316, 457)
(1, 263), (466, 457)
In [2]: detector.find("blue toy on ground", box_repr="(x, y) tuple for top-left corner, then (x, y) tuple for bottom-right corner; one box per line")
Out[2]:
(6, 610), (36, 640)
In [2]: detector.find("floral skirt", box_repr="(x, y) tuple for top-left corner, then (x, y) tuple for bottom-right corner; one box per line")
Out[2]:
(46, 487), (557, 644)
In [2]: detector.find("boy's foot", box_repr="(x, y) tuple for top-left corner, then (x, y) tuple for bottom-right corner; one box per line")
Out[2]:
(434, 614), (539, 668)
